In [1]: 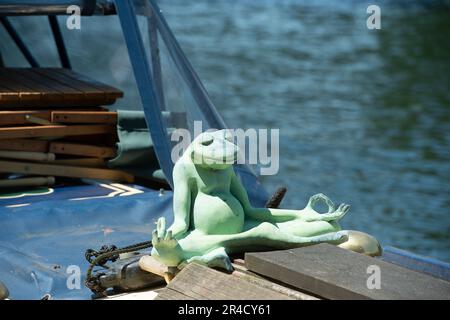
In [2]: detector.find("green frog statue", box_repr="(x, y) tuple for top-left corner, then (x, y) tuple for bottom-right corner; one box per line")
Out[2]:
(149, 130), (381, 272)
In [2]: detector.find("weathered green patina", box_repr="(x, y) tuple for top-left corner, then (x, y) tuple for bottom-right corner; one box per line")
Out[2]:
(151, 130), (380, 271)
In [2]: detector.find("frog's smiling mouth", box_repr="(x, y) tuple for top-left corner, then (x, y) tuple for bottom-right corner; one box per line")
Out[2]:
(201, 152), (238, 164)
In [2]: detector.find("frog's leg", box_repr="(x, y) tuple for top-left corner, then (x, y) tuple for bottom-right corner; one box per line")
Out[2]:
(184, 247), (233, 272)
(152, 217), (349, 268)
(178, 222), (349, 255)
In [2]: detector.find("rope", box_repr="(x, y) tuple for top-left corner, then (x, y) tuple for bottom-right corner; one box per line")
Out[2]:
(84, 240), (152, 294)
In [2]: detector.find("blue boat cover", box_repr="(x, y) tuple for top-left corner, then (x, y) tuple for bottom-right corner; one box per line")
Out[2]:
(0, 183), (173, 299)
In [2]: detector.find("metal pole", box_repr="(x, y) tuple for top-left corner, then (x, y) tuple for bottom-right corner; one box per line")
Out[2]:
(115, 0), (174, 187)
(48, 15), (71, 69)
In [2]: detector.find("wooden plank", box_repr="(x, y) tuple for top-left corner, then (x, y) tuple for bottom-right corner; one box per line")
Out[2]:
(3, 68), (64, 103)
(0, 139), (49, 152)
(51, 111), (117, 124)
(57, 68), (123, 99)
(33, 68), (100, 102)
(231, 263), (318, 300)
(30, 69), (86, 103)
(0, 160), (134, 182)
(0, 83), (19, 102)
(49, 142), (116, 158)
(245, 244), (450, 300)
(0, 73), (41, 102)
(158, 262), (294, 300)
(0, 111), (51, 126)
(155, 288), (194, 300)
(42, 157), (106, 168)
(0, 150), (55, 161)
(0, 68), (123, 107)
(0, 124), (115, 140)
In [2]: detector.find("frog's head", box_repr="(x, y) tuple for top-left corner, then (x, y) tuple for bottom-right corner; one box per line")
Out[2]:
(191, 130), (239, 170)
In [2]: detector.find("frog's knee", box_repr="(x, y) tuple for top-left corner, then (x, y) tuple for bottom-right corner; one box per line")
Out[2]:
(252, 222), (279, 236)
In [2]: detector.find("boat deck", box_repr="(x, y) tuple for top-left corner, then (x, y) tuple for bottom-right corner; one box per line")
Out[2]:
(146, 244), (450, 300)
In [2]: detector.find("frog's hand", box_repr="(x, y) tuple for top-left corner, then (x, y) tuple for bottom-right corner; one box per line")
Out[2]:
(304, 193), (350, 222)
(151, 217), (185, 267)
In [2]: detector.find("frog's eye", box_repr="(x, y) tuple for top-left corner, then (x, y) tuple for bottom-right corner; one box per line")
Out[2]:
(201, 137), (214, 146)
(224, 131), (234, 142)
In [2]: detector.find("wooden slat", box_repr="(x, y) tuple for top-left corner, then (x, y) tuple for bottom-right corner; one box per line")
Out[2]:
(155, 288), (194, 300)
(155, 262), (294, 300)
(0, 73), (41, 102)
(34, 68), (100, 102)
(44, 157), (106, 168)
(0, 125), (115, 140)
(51, 111), (117, 124)
(30, 69), (86, 103)
(0, 139), (49, 152)
(0, 83), (19, 101)
(57, 68), (123, 99)
(0, 111), (51, 126)
(245, 244), (450, 300)
(49, 142), (116, 158)
(0, 68), (123, 107)
(0, 150), (55, 161)
(0, 159), (134, 182)
(3, 68), (64, 103)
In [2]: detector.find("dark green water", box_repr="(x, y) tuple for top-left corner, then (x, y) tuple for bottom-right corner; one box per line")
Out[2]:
(0, 0), (449, 261)
(158, 0), (450, 261)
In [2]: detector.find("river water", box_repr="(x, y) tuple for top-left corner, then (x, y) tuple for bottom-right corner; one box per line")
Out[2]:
(158, 0), (450, 261)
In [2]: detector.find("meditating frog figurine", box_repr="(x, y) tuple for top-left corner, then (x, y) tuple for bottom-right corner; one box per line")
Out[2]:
(150, 130), (381, 271)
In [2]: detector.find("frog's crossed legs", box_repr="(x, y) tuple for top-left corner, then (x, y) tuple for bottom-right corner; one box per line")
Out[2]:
(151, 194), (350, 272)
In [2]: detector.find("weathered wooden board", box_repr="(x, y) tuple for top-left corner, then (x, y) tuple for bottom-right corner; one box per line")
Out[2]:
(155, 262), (294, 300)
(245, 244), (450, 300)
(0, 139), (49, 152)
(0, 124), (115, 140)
(51, 111), (117, 124)
(155, 288), (194, 300)
(0, 111), (51, 126)
(0, 159), (133, 182)
(41, 157), (106, 168)
(0, 68), (123, 107)
(0, 150), (55, 161)
(49, 142), (116, 158)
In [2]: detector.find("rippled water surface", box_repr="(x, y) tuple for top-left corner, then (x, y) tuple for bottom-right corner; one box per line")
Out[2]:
(158, 0), (450, 261)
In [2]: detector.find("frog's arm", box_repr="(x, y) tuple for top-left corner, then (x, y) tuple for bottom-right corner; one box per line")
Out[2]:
(168, 162), (192, 239)
(230, 170), (298, 223)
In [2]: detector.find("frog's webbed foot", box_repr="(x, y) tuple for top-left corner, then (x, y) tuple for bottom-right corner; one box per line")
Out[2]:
(303, 193), (350, 222)
(151, 217), (185, 267)
(185, 247), (233, 272)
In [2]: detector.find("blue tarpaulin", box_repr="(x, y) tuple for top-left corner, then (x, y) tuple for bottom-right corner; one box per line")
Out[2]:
(0, 184), (173, 299)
